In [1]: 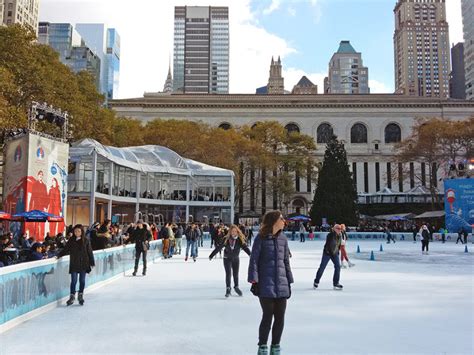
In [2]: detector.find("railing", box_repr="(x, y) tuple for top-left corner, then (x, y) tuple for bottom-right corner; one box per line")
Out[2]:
(0, 241), (162, 329)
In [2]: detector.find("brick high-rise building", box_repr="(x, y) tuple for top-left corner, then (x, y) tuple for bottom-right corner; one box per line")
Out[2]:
(173, 6), (229, 94)
(394, 0), (450, 97)
(2, 0), (40, 35)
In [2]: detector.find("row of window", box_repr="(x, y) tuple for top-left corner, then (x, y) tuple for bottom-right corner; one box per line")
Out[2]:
(218, 122), (402, 144)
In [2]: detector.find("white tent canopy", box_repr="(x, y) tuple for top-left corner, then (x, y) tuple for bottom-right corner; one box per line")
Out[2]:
(70, 139), (234, 177)
(414, 211), (445, 219)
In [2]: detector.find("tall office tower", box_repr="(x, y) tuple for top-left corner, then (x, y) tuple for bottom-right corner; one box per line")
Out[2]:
(2, 0), (40, 35)
(326, 40), (369, 94)
(38, 22), (101, 90)
(173, 6), (229, 94)
(449, 43), (466, 99)
(267, 56), (285, 94)
(163, 64), (173, 94)
(394, 0), (450, 97)
(462, 0), (473, 100)
(106, 28), (120, 100)
(76, 24), (121, 99)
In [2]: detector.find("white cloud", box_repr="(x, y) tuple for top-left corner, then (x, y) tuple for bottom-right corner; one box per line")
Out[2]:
(369, 79), (393, 94)
(287, 7), (297, 17)
(39, 0), (295, 97)
(263, 0), (281, 15)
(446, 0), (464, 44)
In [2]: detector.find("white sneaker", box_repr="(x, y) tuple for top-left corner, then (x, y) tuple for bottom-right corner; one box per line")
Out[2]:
(341, 262), (347, 269)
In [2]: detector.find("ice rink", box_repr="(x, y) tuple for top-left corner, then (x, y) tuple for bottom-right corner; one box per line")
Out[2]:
(1, 239), (473, 355)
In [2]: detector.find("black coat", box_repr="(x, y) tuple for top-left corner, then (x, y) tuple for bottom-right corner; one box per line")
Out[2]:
(130, 227), (152, 251)
(58, 237), (95, 274)
(209, 237), (250, 259)
(323, 231), (341, 256)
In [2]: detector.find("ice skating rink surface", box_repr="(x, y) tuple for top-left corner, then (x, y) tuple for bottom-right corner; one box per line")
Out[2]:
(1, 240), (472, 355)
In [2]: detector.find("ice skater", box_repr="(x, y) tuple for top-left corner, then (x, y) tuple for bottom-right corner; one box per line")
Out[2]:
(313, 224), (343, 290)
(248, 211), (293, 355)
(57, 224), (95, 306)
(131, 220), (152, 276)
(421, 225), (430, 254)
(209, 224), (251, 297)
(385, 226), (396, 244)
(456, 228), (464, 244)
(340, 224), (355, 268)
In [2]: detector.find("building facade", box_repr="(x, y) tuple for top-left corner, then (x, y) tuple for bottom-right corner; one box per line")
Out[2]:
(462, 0), (473, 100)
(291, 76), (318, 95)
(0, 1), (4, 27)
(267, 56), (285, 94)
(76, 24), (120, 100)
(2, 0), (39, 34)
(450, 42), (466, 99)
(163, 65), (173, 94)
(173, 6), (229, 94)
(38, 22), (101, 91)
(326, 41), (369, 94)
(109, 94), (474, 216)
(106, 28), (120, 100)
(394, 0), (450, 97)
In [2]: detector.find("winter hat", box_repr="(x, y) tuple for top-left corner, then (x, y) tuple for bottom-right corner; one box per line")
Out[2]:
(137, 219), (144, 224)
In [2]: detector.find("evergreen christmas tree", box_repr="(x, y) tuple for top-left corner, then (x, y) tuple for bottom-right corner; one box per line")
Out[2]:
(310, 135), (358, 225)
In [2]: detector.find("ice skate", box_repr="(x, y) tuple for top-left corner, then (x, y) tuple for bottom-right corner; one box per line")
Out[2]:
(78, 292), (84, 306)
(225, 287), (231, 298)
(270, 344), (281, 355)
(341, 262), (347, 269)
(348, 262), (355, 267)
(257, 345), (268, 355)
(66, 294), (75, 306)
(234, 286), (243, 296)
(313, 280), (319, 289)
(333, 284), (343, 291)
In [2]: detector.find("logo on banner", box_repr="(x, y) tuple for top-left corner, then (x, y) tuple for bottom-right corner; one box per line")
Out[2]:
(36, 147), (45, 159)
(14, 146), (22, 162)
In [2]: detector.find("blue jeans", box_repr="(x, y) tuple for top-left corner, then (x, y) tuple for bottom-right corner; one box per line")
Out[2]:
(70, 271), (86, 294)
(315, 252), (340, 286)
(186, 240), (197, 258)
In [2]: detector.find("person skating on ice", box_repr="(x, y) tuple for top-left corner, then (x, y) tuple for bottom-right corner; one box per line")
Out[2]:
(209, 224), (251, 297)
(248, 211), (293, 355)
(56, 224), (95, 306)
(340, 224), (355, 268)
(313, 224), (343, 290)
(421, 225), (430, 255)
(130, 220), (152, 276)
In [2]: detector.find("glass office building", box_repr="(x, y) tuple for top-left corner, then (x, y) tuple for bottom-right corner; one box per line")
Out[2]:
(67, 139), (234, 226)
(173, 6), (229, 93)
(106, 29), (121, 100)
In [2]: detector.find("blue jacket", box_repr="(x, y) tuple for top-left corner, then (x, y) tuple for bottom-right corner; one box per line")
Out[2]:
(248, 231), (294, 298)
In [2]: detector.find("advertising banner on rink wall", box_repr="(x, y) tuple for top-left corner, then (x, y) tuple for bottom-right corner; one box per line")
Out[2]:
(3, 133), (69, 240)
(444, 178), (474, 233)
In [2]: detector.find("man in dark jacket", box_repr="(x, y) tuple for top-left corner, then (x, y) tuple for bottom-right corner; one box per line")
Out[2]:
(131, 220), (152, 276)
(313, 224), (343, 290)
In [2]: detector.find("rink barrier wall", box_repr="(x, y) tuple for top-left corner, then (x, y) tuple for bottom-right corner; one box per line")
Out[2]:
(0, 240), (163, 332)
(283, 231), (467, 241)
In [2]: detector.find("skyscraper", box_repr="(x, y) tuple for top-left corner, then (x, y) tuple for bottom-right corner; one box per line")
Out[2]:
(326, 40), (369, 94)
(0, 1), (4, 27)
(393, 0), (450, 97)
(106, 28), (120, 100)
(163, 64), (173, 94)
(449, 43), (466, 99)
(38, 22), (101, 90)
(462, 0), (473, 100)
(173, 6), (229, 94)
(267, 56), (284, 94)
(76, 24), (121, 100)
(2, 0), (40, 35)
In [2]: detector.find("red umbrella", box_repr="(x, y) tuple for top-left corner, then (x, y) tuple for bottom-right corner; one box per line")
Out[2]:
(0, 211), (12, 220)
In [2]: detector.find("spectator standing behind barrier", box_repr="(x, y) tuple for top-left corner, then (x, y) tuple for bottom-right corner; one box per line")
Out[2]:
(209, 224), (251, 297)
(57, 224), (95, 306)
(421, 225), (430, 255)
(299, 224), (306, 243)
(131, 220), (152, 276)
(248, 211), (293, 355)
(313, 224), (343, 291)
(340, 224), (355, 268)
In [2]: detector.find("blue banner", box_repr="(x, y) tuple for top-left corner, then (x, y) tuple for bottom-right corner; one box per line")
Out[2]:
(444, 179), (474, 233)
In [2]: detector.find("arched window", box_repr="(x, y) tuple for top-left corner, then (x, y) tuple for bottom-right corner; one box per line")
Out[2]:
(385, 123), (401, 143)
(317, 123), (333, 144)
(351, 123), (368, 143)
(218, 123), (231, 130)
(285, 123), (300, 135)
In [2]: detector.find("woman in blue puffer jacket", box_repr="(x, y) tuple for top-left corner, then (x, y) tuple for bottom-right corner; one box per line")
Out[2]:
(248, 210), (293, 355)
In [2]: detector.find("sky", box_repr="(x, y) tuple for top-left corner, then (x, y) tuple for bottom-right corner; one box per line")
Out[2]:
(39, 0), (464, 98)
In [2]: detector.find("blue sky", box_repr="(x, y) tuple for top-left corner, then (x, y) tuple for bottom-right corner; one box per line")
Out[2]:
(40, 0), (464, 97)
